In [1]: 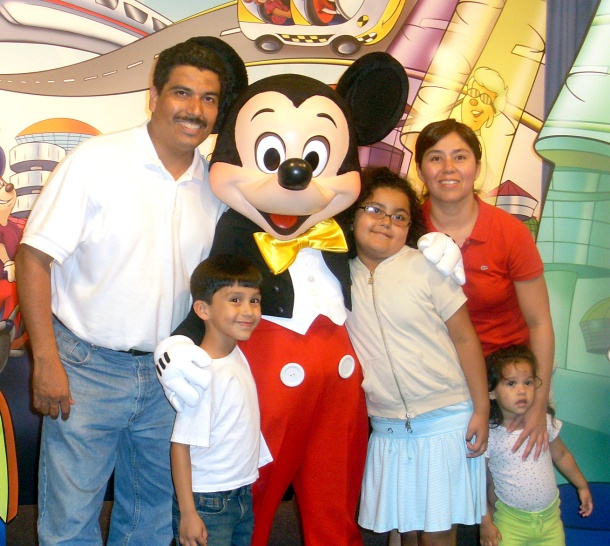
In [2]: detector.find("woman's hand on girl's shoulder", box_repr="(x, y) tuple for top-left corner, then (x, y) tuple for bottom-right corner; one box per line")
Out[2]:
(508, 403), (548, 460)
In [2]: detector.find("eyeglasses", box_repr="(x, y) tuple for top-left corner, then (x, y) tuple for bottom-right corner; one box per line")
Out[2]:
(467, 87), (495, 109)
(357, 205), (411, 227)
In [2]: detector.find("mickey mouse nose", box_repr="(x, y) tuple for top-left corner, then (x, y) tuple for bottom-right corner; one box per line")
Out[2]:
(278, 158), (312, 191)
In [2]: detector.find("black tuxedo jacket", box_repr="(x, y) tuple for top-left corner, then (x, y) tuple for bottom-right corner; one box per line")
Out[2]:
(174, 208), (353, 345)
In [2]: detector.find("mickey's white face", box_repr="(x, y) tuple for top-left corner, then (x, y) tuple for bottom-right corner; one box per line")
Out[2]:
(210, 90), (361, 240)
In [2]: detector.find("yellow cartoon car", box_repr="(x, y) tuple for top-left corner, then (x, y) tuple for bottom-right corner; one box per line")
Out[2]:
(238, 0), (405, 56)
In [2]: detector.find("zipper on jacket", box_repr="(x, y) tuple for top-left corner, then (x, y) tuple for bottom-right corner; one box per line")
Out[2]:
(368, 269), (412, 432)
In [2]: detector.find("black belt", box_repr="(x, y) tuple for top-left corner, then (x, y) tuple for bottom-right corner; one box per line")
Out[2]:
(118, 349), (152, 357)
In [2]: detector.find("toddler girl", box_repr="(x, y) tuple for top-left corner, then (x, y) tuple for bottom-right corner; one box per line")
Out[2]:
(482, 345), (593, 546)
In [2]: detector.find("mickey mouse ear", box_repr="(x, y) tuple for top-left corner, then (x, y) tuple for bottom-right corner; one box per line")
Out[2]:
(336, 52), (408, 146)
(186, 36), (248, 133)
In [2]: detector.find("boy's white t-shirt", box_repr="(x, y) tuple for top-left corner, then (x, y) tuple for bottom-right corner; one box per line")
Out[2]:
(171, 346), (272, 492)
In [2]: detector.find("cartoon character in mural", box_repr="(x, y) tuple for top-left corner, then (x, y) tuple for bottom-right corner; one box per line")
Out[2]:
(243, 0), (293, 25)
(458, 67), (509, 198)
(0, 176), (21, 283)
(0, 148), (17, 544)
(305, 0), (345, 25)
(155, 52), (413, 545)
(0, 172), (26, 359)
(460, 67), (508, 135)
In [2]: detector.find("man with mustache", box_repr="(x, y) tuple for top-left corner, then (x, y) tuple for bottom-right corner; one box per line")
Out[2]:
(15, 37), (246, 545)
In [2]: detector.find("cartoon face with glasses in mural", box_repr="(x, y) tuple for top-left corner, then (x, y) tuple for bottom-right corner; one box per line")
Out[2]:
(454, 67), (509, 198)
(461, 67), (508, 134)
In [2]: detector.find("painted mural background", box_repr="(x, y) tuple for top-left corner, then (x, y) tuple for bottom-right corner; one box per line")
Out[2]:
(0, 0), (607, 534)
(534, 0), (610, 496)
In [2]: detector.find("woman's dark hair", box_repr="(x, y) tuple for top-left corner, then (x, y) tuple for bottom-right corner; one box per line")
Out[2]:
(414, 118), (482, 167)
(486, 344), (554, 428)
(342, 166), (426, 251)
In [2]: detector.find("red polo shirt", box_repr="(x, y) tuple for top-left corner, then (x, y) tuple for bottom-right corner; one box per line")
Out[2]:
(423, 197), (544, 355)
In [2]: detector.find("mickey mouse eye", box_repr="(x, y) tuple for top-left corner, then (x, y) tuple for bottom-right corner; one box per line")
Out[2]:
(303, 137), (329, 177)
(256, 133), (286, 173)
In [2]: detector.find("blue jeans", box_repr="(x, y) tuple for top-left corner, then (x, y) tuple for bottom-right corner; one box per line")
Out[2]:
(37, 319), (175, 545)
(172, 485), (254, 546)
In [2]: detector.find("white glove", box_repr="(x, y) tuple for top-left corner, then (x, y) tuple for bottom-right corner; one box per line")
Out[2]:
(154, 335), (213, 412)
(417, 232), (466, 286)
(4, 260), (15, 283)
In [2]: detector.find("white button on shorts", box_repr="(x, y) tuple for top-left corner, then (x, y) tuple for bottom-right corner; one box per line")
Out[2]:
(338, 355), (355, 379)
(280, 363), (305, 387)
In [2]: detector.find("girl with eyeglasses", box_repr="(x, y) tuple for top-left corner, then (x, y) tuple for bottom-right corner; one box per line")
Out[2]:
(344, 166), (489, 546)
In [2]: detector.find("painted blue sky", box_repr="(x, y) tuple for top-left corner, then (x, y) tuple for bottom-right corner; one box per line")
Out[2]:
(141, 0), (226, 22)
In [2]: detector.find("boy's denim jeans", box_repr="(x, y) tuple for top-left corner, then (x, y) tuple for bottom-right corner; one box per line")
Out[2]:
(37, 318), (175, 545)
(172, 485), (254, 546)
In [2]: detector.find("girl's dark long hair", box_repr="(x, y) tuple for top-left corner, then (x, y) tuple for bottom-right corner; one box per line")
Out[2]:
(486, 345), (554, 428)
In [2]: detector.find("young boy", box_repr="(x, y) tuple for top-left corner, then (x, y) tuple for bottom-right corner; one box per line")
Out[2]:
(169, 254), (272, 546)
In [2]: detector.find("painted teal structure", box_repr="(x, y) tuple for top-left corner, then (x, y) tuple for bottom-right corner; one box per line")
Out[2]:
(535, 0), (610, 486)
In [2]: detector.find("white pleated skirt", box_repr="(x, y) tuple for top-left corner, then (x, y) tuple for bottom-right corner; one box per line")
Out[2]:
(358, 401), (486, 533)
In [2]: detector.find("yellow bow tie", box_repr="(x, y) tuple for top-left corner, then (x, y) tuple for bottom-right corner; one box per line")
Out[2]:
(254, 218), (348, 275)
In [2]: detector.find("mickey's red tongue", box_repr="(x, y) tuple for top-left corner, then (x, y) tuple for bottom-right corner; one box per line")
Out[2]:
(269, 214), (298, 229)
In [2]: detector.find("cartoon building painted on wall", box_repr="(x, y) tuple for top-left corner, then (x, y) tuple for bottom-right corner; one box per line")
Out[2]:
(534, 0), (610, 484)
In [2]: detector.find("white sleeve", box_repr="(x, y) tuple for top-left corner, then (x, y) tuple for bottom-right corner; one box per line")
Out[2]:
(21, 147), (96, 264)
(171, 384), (213, 447)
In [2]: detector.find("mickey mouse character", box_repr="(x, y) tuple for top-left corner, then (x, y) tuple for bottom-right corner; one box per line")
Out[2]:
(158, 53), (415, 545)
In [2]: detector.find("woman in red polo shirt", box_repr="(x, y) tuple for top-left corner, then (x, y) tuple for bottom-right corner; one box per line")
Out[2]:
(415, 119), (554, 460)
